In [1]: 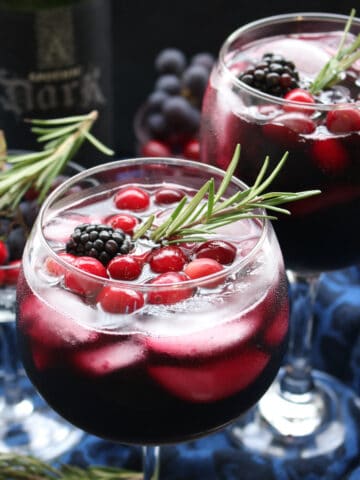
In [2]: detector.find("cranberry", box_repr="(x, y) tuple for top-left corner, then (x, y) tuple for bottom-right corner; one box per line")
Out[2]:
(284, 88), (316, 114)
(311, 138), (349, 173)
(107, 255), (142, 280)
(183, 139), (200, 160)
(195, 240), (236, 265)
(0, 240), (8, 265)
(326, 108), (360, 134)
(184, 258), (224, 287)
(97, 286), (144, 314)
(106, 213), (139, 233)
(5, 260), (21, 285)
(0, 268), (5, 286)
(269, 112), (316, 134)
(148, 272), (193, 305)
(45, 253), (76, 276)
(141, 140), (171, 157)
(154, 187), (185, 205)
(149, 246), (187, 273)
(114, 186), (150, 212)
(64, 256), (108, 296)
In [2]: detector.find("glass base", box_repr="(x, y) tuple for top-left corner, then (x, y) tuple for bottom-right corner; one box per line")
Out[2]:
(228, 369), (360, 475)
(0, 403), (83, 461)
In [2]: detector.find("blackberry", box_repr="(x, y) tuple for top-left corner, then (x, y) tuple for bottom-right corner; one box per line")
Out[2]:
(239, 53), (300, 97)
(66, 224), (134, 265)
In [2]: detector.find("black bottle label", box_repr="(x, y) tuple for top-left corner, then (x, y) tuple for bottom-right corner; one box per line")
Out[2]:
(0, 0), (113, 165)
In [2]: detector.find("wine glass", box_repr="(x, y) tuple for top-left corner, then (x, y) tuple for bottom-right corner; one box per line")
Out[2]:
(200, 11), (360, 474)
(16, 157), (289, 479)
(0, 161), (83, 460)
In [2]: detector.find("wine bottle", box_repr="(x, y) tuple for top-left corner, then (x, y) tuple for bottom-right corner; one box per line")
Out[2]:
(0, 0), (113, 166)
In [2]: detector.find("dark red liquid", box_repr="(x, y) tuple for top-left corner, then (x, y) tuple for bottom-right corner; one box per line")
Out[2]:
(17, 272), (288, 445)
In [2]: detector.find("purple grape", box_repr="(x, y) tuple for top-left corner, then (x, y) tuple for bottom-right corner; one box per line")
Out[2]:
(191, 52), (215, 71)
(155, 48), (186, 76)
(146, 90), (169, 112)
(155, 74), (181, 95)
(20, 200), (39, 228)
(181, 64), (209, 100)
(7, 226), (27, 261)
(163, 95), (199, 132)
(146, 112), (168, 138)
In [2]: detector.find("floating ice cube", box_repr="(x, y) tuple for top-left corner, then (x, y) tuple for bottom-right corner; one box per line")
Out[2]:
(72, 340), (146, 376)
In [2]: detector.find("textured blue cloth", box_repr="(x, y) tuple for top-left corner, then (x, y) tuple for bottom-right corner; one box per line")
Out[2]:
(49, 266), (360, 479)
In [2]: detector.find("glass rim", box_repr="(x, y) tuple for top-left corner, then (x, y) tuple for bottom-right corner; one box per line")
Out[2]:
(37, 156), (271, 291)
(219, 11), (360, 110)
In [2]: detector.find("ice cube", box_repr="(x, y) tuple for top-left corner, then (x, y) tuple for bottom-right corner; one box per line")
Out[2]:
(146, 310), (263, 358)
(148, 347), (269, 402)
(72, 340), (146, 376)
(19, 291), (98, 348)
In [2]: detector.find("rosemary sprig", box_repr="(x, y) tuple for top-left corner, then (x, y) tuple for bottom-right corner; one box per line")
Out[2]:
(0, 110), (114, 212)
(133, 145), (321, 244)
(309, 9), (360, 94)
(0, 453), (142, 480)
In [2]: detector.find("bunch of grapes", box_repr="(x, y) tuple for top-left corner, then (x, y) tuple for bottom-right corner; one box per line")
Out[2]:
(135, 48), (214, 160)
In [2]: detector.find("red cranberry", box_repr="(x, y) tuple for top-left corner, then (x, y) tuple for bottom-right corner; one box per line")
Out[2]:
(326, 108), (360, 134)
(97, 286), (144, 314)
(0, 240), (8, 265)
(45, 253), (76, 276)
(311, 138), (349, 173)
(106, 214), (139, 234)
(184, 258), (224, 287)
(4, 260), (21, 285)
(148, 272), (193, 305)
(183, 139), (200, 160)
(149, 246), (187, 273)
(107, 255), (142, 280)
(195, 240), (236, 265)
(114, 187), (150, 212)
(64, 257), (108, 296)
(141, 140), (172, 157)
(284, 88), (316, 114)
(154, 187), (185, 205)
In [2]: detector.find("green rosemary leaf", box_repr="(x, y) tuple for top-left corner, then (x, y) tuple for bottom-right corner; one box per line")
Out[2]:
(150, 196), (188, 242)
(132, 214), (155, 241)
(142, 145), (321, 244)
(213, 144), (240, 203)
(206, 178), (215, 219)
(0, 110), (113, 212)
(163, 180), (212, 238)
(0, 453), (142, 480)
(36, 123), (79, 143)
(27, 113), (91, 125)
(309, 9), (360, 94)
(83, 130), (115, 156)
(7, 150), (52, 163)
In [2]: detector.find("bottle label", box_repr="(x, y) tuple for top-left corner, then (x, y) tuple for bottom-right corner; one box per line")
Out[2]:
(0, 0), (113, 155)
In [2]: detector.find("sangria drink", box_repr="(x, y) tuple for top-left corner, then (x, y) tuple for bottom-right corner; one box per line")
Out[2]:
(201, 13), (360, 273)
(17, 158), (289, 445)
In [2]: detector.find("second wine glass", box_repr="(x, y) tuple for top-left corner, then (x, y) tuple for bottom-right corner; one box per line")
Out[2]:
(200, 11), (360, 475)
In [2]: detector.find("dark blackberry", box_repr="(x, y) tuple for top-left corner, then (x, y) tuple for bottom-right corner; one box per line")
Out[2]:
(66, 224), (134, 265)
(239, 53), (300, 97)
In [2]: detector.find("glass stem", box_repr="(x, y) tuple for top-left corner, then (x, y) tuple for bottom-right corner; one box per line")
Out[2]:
(143, 446), (160, 480)
(280, 271), (320, 395)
